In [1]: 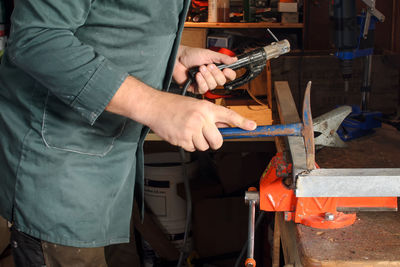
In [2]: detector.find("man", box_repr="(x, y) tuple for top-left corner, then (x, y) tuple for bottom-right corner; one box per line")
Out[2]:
(0, 0), (256, 265)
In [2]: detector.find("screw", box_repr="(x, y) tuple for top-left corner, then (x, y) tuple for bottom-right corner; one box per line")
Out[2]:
(325, 212), (335, 221)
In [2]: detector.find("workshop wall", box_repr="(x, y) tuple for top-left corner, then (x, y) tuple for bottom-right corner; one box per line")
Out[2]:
(271, 54), (400, 117)
(305, 0), (399, 53)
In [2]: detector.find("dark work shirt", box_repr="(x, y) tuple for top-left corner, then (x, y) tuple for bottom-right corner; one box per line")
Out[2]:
(0, 0), (189, 247)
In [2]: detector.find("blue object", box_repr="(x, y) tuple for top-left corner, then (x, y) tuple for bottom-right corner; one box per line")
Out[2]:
(337, 105), (382, 141)
(220, 123), (303, 139)
(335, 13), (378, 61)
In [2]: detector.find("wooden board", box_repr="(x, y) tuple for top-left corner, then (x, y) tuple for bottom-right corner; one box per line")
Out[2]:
(227, 105), (273, 126)
(180, 28), (207, 48)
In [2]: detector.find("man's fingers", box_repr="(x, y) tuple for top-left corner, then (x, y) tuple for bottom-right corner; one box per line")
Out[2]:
(210, 51), (237, 65)
(208, 64), (226, 86)
(195, 71), (209, 94)
(214, 105), (257, 131)
(192, 133), (210, 151)
(215, 122), (230, 128)
(199, 65), (217, 90)
(222, 68), (237, 81)
(202, 124), (223, 150)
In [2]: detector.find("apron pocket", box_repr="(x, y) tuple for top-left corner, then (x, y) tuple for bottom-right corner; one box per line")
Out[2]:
(41, 92), (126, 156)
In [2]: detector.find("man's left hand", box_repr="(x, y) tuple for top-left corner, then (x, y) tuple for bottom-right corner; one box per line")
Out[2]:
(173, 45), (237, 94)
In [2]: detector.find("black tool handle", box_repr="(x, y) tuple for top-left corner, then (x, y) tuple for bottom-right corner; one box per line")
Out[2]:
(188, 47), (267, 91)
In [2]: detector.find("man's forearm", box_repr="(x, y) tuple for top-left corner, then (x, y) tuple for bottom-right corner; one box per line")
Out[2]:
(105, 76), (159, 126)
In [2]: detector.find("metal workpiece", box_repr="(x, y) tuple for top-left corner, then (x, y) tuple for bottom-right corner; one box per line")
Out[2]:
(313, 105), (352, 148)
(295, 168), (400, 197)
(263, 39), (290, 60)
(274, 81), (309, 179)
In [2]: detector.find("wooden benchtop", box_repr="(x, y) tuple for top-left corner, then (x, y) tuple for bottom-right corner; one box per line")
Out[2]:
(296, 124), (400, 266)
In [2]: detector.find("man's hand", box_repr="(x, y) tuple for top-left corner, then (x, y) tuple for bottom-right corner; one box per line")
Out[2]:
(106, 76), (257, 151)
(146, 91), (256, 151)
(173, 45), (237, 94)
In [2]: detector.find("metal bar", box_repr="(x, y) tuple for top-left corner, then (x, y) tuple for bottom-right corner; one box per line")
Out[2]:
(274, 81), (308, 179)
(296, 168), (400, 197)
(247, 200), (256, 260)
(361, 0), (385, 22)
(361, 54), (372, 111)
(363, 11), (372, 39)
(220, 123), (302, 140)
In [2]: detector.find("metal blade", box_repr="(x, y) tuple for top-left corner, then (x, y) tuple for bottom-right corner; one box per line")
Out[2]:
(301, 81), (315, 170)
(314, 105), (352, 148)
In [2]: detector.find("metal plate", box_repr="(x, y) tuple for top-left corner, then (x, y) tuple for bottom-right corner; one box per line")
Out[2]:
(296, 168), (400, 197)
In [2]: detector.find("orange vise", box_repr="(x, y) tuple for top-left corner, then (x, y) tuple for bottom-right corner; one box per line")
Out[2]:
(258, 152), (397, 229)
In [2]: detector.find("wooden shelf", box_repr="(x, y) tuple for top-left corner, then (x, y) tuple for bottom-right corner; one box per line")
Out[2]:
(184, 22), (304, 29)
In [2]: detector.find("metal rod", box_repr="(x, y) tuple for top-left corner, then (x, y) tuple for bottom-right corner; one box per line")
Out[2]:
(234, 212), (265, 267)
(220, 123), (303, 139)
(361, 54), (372, 111)
(267, 28), (279, 42)
(247, 200), (256, 261)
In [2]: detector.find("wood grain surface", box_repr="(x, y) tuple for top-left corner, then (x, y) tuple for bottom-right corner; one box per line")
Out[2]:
(297, 124), (400, 266)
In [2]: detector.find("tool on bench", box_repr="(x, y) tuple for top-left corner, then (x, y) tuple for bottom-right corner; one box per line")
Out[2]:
(221, 81), (315, 170)
(219, 96), (353, 148)
(239, 82), (400, 267)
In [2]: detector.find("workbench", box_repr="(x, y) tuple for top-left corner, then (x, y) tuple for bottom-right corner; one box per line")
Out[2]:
(273, 82), (400, 267)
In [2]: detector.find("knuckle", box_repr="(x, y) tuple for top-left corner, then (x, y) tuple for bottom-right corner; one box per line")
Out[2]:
(217, 75), (227, 85)
(197, 143), (209, 152)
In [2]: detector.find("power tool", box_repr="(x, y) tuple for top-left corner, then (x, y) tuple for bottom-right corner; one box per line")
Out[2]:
(182, 39), (290, 95)
(332, 0), (385, 141)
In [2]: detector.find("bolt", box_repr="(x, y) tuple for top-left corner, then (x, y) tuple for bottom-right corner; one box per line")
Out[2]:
(284, 211), (293, 221)
(325, 212), (335, 221)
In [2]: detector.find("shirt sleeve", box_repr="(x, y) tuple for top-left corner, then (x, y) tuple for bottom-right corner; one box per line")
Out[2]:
(7, 0), (129, 125)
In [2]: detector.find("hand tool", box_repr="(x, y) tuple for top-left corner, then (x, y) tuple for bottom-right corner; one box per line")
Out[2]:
(220, 104), (352, 148)
(220, 81), (316, 170)
(182, 39), (290, 95)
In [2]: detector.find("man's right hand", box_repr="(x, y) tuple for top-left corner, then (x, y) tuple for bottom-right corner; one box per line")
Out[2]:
(106, 76), (257, 151)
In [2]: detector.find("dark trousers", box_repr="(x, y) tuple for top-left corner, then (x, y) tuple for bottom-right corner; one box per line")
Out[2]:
(10, 227), (141, 267)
